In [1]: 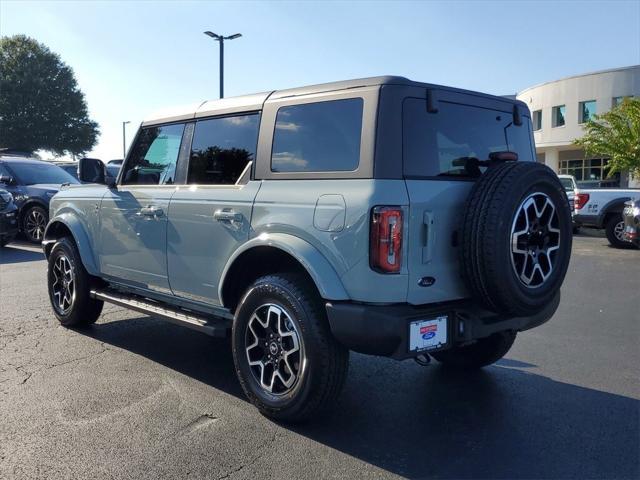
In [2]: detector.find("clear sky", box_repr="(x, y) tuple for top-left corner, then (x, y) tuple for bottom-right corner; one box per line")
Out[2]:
(1, 0), (639, 160)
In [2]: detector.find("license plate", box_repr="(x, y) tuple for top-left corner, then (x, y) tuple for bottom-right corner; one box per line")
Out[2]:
(409, 316), (448, 352)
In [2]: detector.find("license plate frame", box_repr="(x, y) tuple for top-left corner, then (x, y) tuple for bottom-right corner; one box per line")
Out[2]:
(408, 315), (448, 353)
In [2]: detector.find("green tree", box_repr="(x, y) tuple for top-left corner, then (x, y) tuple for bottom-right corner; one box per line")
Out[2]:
(0, 35), (99, 156)
(574, 98), (640, 179)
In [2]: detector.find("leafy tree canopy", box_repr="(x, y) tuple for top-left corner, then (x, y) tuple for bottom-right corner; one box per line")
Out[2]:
(0, 35), (99, 156)
(574, 98), (640, 178)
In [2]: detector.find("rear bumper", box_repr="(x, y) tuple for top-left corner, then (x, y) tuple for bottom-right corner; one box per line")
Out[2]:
(326, 292), (560, 360)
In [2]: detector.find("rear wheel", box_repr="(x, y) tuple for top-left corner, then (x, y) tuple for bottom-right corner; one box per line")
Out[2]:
(23, 205), (48, 244)
(232, 273), (349, 422)
(47, 237), (103, 327)
(605, 214), (632, 249)
(431, 331), (517, 369)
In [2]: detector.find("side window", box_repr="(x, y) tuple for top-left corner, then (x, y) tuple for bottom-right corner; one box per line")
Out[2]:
(271, 98), (363, 173)
(188, 113), (259, 185)
(122, 123), (185, 185)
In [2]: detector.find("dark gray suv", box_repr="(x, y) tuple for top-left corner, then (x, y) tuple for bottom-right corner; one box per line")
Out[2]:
(0, 156), (79, 243)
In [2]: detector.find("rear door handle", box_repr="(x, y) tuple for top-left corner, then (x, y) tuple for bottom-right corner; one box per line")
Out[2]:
(422, 211), (434, 263)
(139, 205), (164, 217)
(214, 209), (243, 224)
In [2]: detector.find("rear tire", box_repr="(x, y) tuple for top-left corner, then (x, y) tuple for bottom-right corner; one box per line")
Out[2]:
(605, 214), (633, 249)
(232, 273), (349, 423)
(431, 331), (517, 370)
(47, 237), (103, 327)
(22, 205), (48, 244)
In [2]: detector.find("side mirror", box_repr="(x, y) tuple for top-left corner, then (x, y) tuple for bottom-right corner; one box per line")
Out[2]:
(79, 157), (107, 184)
(0, 175), (13, 185)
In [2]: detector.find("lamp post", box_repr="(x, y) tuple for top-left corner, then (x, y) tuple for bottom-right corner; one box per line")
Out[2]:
(203, 31), (242, 99)
(122, 121), (130, 159)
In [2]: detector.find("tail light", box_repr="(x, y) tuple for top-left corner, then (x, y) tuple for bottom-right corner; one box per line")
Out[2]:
(370, 206), (403, 273)
(575, 193), (590, 210)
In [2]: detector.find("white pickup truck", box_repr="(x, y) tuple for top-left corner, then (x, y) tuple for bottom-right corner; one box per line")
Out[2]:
(573, 182), (640, 247)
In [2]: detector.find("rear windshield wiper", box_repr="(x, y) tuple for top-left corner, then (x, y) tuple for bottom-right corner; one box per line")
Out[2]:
(449, 151), (519, 177)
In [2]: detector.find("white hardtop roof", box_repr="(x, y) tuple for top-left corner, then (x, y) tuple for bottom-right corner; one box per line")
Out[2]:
(141, 76), (412, 126)
(142, 75), (525, 126)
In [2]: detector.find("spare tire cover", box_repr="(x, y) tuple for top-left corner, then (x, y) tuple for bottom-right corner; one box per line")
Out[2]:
(460, 161), (572, 316)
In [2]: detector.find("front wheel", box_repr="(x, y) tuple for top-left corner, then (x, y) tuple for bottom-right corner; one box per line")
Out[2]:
(23, 205), (48, 243)
(430, 331), (517, 370)
(232, 273), (349, 422)
(47, 237), (103, 327)
(605, 214), (633, 249)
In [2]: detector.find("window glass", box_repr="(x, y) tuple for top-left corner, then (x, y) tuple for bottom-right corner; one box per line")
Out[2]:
(122, 123), (185, 185)
(271, 98), (363, 172)
(613, 96), (632, 108)
(533, 110), (542, 131)
(558, 157), (617, 186)
(579, 100), (596, 123)
(188, 114), (259, 184)
(552, 105), (566, 127)
(4, 161), (78, 185)
(403, 98), (534, 178)
(559, 177), (574, 191)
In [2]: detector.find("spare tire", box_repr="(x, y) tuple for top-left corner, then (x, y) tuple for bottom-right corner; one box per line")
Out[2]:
(460, 161), (572, 316)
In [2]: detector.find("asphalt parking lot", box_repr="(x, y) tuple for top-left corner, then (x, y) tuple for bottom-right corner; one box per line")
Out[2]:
(0, 233), (638, 480)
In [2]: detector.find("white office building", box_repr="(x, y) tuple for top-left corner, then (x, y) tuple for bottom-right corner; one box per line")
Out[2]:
(516, 65), (640, 187)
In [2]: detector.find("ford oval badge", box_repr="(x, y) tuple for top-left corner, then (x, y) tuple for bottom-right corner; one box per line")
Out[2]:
(418, 276), (436, 287)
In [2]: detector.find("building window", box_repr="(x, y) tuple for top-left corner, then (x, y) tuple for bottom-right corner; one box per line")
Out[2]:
(552, 105), (565, 127)
(532, 110), (542, 131)
(558, 157), (619, 186)
(613, 96), (632, 108)
(579, 100), (596, 123)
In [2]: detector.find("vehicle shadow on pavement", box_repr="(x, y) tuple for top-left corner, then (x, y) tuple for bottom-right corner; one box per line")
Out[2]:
(83, 317), (639, 480)
(0, 245), (44, 265)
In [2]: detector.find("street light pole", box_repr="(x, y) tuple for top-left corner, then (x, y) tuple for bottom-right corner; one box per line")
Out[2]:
(219, 38), (224, 99)
(204, 31), (242, 99)
(122, 121), (130, 159)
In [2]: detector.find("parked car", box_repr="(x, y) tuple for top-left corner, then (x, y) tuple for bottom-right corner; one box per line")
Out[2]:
(0, 156), (79, 243)
(573, 186), (640, 248)
(558, 174), (579, 232)
(52, 161), (79, 180)
(0, 189), (19, 247)
(42, 76), (572, 421)
(623, 199), (640, 248)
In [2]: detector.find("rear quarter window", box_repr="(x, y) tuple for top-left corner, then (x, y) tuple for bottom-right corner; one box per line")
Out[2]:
(403, 98), (535, 178)
(271, 98), (363, 173)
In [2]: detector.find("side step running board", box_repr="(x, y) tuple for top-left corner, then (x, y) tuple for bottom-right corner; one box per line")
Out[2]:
(90, 289), (230, 337)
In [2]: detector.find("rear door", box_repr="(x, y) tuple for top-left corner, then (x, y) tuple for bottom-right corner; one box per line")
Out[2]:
(402, 94), (535, 305)
(167, 113), (261, 305)
(99, 123), (186, 293)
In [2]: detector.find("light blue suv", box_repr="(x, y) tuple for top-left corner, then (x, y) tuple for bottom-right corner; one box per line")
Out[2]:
(43, 77), (572, 421)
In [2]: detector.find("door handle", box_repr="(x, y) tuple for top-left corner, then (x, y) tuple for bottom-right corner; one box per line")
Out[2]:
(139, 205), (164, 217)
(213, 209), (243, 223)
(422, 211), (434, 263)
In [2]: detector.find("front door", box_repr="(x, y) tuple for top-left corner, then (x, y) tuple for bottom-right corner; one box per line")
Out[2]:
(99, 122), (186, 293)
(167, 112), (261, 305)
